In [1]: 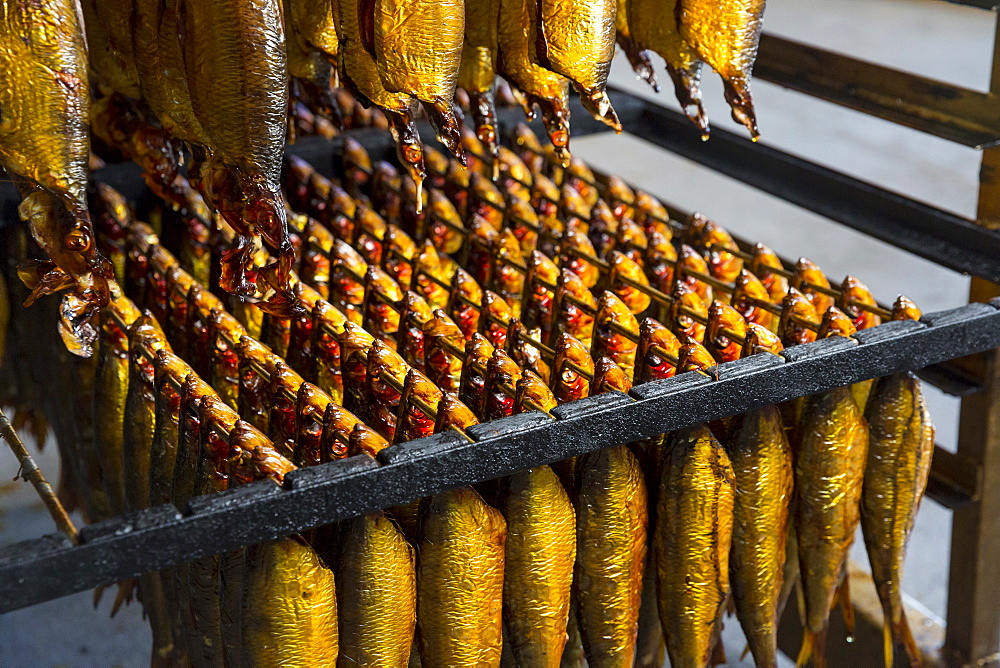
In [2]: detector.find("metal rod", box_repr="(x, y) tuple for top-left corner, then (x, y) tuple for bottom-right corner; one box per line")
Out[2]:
(0, 409), (80, 545)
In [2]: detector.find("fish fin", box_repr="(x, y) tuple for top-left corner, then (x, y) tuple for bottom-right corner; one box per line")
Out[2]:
(795, 579), (807, 625)
(740, 643), (751, 661)
(796, 630), (814, 667)
(723, 76), (759, 141)
(837, 571), (855, 642)
(893, 612), (923, 668)
(882, 620), (894, 668)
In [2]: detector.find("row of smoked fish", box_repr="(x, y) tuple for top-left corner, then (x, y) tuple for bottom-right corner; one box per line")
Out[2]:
(0, 0), (764, 361)
(1, 116), (934, 667)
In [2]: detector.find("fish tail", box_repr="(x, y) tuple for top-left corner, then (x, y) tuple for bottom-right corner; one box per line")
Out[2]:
(836, 572), (855, 642)
(882, 620), (894, 668)
(796, 626), (829, 668)
(891, 612), (923, 668)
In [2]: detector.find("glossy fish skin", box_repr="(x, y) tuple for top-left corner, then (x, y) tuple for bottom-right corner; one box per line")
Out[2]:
(629, 0), (708, 135)
(496, 0), (572, 165)
(241, 536), (339, 666)
(861, 373), (934, 668)
(678, 0), (765, 138)
(536, 0), (620, 130)
(614, 0), (658, 91)
(290, 0), (340, 62)
(656, 426), (735, 668)
(795, 385), (869, 665)
(336, 510), (416, 666)
(418, 486), (506, 666)
(503, 464), (576, 667)
(182, 0), (298, 308)
(374, 0), (466, 161)
(728, 405), (793, 668)
(284, 0), (336, 125)
(574, 443), (648, 666)
(1, 0), (112, 354)
(132, 0), (209, 145)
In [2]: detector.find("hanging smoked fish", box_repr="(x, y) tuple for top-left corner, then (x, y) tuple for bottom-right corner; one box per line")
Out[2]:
(0, 0), (113, 355)
(497, 0), (572, 165)
(373, 0), (466, 163)
(181, 0), (300, 313)
(459, 0), (503, 165)
(535, 0), (621, 131)
(332, 0), (428, 202)
(677, 0), (765, 138)
(628, 0), (708, 136)
(655, 425), (735, 667)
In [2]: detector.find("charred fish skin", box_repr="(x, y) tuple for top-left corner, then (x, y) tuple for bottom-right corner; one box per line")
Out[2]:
(418, 486), (506, 666)
(536, 0), (620, 131)
(795, 385), (868, 665)
(861, 373), (934, 668)
(677, 0), (765, 139)
(574, 444), (648, 666)
(503, 465), (576, 667)
(656, 425), (735, 668)
(337, 510), (417, 666)
(728, 405), (793, 668)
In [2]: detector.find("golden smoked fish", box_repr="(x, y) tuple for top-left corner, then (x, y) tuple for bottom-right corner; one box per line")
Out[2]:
(337, 511), (417, 666)
(242, 536), (340, 666)
(80, 0), (140, 98)
(536, 0), (620, 130)
(615, 0), (658, 91)
(503, 465), (576, 666)
(182, 0), (298, 310)
(795, 385), (868, 666)
(132, 0), (210, 145)
(728, 405), (793, 668)
(655, 425), (735, 668)
(574, 444), (647, 665)
(418, 486), (506, 665)
(497, 0), (572, 165)
(0, 0), (113, 355)
(284, 0), (337, 124)
(629, 0), (708, 135)
(333, 0), (427, 198)
(458, 0), (503, 164)
(861, 372), (934, 668)
(373, 0), (466, 162)
(677, 0), (765, 138)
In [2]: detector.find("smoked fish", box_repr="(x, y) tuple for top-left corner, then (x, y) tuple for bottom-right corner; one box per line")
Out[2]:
(614, 0), (658, 91)
(373, 0), (466, 162)
(182, 0), (298, 309)
(333, 0), (428, 199)
(497, 0), (572, 165)
(337, 511), (417, 666)
(678, 0), (765, 138)
(728, 404), (793, 668)
(418, 486), (506, 666)
(0, 0), (113, 355)
(655, 425), (735, 668)
(629, 0), (708, 135)
(861, 372), (934, 668)
(795, 385), (869, 666)
(458, 0), (502, 164)
(574, 442), (647, 665)
(535, 0), (620, 131)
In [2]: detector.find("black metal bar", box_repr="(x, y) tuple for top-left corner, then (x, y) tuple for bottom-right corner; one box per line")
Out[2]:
(608, 86), (1000, 283)
(1, 298), (998, 613)
(755, 34), (1000, 149)
(939, 0), (998, 9)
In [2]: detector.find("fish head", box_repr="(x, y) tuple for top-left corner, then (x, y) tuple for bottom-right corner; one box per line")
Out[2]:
(700, 220), (742, 283)
(638, 317), (680, 383)
(670, 282), (707, 343)
(515, 370), (558, 413)
(592, 291), (639, 377)
(560, 228), (600, 288)
(342, 136), (373, 189)
(504, 191), (540, 258)
(552, 332), (593, 403)
(427, 189), (466, 255)
(706, 300), (746, 363)
(592, 356), (633, 394)
(780, 287), (820, 346)
(793, 257), (834, 314)
(839, 275), (881, 330)
(741, 323), (783, 358)
(609, 250), (652, 314)
(676, 244), (713, 306)
(634, 191), (669, 233)
(480, 290), (512, 349)
(891, 295), (921, 321)
(435, 392), (479, 432)
(354, 204), (387, 265)
(331, 238), (368, 306)
(818, 306), (857, 339)
(678, 335), (716, 374)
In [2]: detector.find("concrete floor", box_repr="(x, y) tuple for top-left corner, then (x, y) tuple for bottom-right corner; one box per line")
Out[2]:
(0, 0), (992, 664)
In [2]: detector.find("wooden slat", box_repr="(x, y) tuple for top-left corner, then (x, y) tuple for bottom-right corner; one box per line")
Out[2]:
(755, 34), (1000, 149)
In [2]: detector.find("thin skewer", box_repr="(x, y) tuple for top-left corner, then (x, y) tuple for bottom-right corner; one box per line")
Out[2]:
(0, 408), (80, 545)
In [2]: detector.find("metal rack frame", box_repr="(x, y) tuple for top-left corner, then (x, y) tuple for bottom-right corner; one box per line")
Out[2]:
(3, 3), (1000, 665)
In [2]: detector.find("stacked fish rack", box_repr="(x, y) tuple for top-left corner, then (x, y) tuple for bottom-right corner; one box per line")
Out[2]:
(2, 4), (1000, 668)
